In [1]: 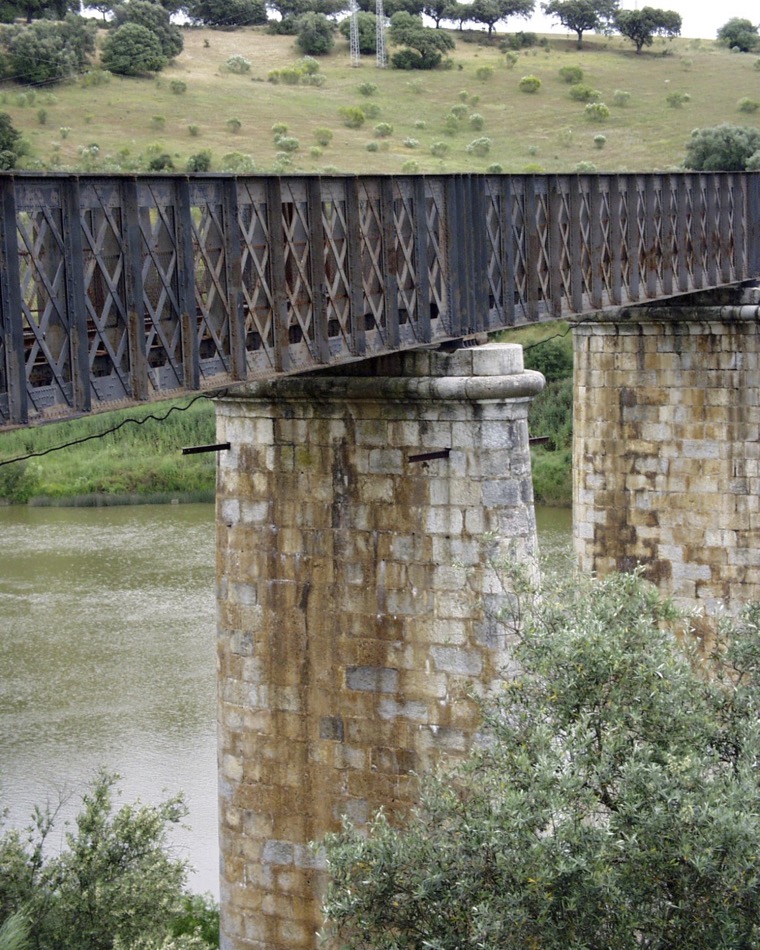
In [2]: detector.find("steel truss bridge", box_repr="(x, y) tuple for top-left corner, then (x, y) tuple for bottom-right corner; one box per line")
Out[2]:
(0, 171), (758, 429)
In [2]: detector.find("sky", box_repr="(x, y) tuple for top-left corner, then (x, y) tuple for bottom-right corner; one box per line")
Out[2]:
(521, 1), (758, 42)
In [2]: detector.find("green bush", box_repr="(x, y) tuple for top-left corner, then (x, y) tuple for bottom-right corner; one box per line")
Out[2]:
(400, 159), (419, 172)
(469, 112), (484, 130)
(466, 135), (491, 156)
(486, 162), (504, 172)
(503, 50), (518, 68)
(338, 105), (365, 128)
(738, 97), (760, 113)
(442, 113), (460, 135)
(373, 122), (393, 137)
(594, 133), (606, 149)
(226, 117), (242, 133)
(568, 83), (600, 102)
(314, 127), (333, 147)
(275, 135), (299, 152)
(684, 124), (760, 170)
(358, 81), (377, 96)
(170, 79), (187, 94)
(296, 12), (335, 56)
(220, 151), (255, 172)
(188, 124), (200, 137)
(666, 91), (690, 108)
(519, 74), (541, 94)
(430, 140), (449, 157)
(224, 54), (251, 74)
(186, 149), (212, 172)
(309, 145), (322, 158)
(366, 140), (379, 152)
(584, 101), (610, 122)
(575, 159), (597, 171)
(612, 89), (631, 107)
(558, 64), (583, 84)
(402, 137), (419, 148)
(475, 64), (494, 81)
(450, 103), (468, 119)
(150, 115), (166, 130)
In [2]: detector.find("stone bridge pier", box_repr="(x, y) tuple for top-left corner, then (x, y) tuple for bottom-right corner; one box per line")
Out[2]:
(574, 290), (760, 615)
(214, 343), (544, 949)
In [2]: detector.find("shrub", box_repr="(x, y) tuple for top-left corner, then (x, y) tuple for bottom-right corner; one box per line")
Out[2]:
(475, 64), (494, 81)
(569, 83), (600, 102)
(60, 126), (71, 139)
(430, 140), (449, 157)
(414, 119), (426, 129)
(466, 136), (491, 156)
(101, 23), (165, 76)
(519, 75), (541, 94)
(401, 159), (419, 172)
(225, 54), (251, 74)
(486, 162), (504, 172)
(366, 141), (379, 152)
(584, 101), (610, 122)
(558, 64), (583, 84)
(220, 151), (255, 172)
(442, 114), (460, 135)
(147, 152), (174, 170)
(666, 91), (690, 108)
(391, 48), (427, 70)
(593, 133), (606, 149)
(296, 12), (335, 56)
(684, 124), (760, 171)
(373, 122), (393, 137)
(297, 56), (320, 75)
(226, 117), (242, 133)
(612, 89), (631, 107)
(738, 97), (760, 113)
(358, 81), (377, 96)
(151, 115), (166, 130)
(458, 89), (469, 101)
(450, 103), (468, 119)
(36, 108), (46, 125)
(363, 103), (381, 119)
(576, 159), (598, 172)
(403, 137), (419, 148)
(276, 135), (300, 152)
(186, 149), (212, 172)
(338, 105), (366, 129)
(188, 124), (200, 137)
(170, 79), (187, 94)
(80, 69), (110, 87)
(309, 145), (322, 158)
(272, 122), (288, 136)
(314, 127), (333, 147)
(469, 112), (484, 130)
(503, 50), (518, 68)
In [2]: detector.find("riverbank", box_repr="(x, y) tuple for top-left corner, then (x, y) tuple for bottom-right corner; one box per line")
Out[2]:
(0, 332), (574, 507)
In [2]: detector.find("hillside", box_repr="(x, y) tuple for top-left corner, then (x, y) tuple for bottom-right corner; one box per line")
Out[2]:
(8, 25), (760, 175)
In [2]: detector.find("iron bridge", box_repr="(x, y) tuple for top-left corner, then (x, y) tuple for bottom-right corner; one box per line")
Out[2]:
(1, 171), (758, 428)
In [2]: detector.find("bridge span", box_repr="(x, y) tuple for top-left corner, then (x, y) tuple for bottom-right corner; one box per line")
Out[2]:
(0, 170), (758, 428)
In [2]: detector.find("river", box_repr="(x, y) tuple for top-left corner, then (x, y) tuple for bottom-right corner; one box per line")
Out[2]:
(0, 501), (571, 899)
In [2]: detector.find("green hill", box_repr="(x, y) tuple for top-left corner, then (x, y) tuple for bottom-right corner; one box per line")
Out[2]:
(8, 25), (760, 175)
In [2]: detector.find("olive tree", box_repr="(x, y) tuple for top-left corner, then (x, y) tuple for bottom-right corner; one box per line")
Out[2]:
(0, 770), (218, 949)
(101, 22), (166, 75)
(323, 568), (760, 949)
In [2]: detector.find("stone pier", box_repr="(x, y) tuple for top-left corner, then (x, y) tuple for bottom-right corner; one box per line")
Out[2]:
(574, 300), (760, 614)
(214, 343), (544, 949)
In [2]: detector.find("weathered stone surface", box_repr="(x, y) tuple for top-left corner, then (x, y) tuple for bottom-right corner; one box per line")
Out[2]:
(216, 344), (543, 949)
(574, 308), (760, 614)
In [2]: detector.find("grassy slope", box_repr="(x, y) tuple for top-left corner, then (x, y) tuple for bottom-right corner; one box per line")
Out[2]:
(9, 27), (760, 175)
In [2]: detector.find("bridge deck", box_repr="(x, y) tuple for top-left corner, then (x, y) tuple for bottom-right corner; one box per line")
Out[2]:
(0, 171), (758, 428)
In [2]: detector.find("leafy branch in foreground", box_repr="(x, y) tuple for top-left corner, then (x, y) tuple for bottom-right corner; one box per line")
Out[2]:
(322, 569), (760, 949)
(0, 770), (219, 949)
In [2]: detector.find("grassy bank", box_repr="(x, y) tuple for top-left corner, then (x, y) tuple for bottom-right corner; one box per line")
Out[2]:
(0, 397), (217, 505)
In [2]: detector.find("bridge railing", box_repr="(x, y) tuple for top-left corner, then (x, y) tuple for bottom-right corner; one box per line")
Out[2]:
(1, 171), (758, 427)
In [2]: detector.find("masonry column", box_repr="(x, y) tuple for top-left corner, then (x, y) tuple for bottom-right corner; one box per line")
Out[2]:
(574, 303), (760, 615)
(215, 343), (544, 950)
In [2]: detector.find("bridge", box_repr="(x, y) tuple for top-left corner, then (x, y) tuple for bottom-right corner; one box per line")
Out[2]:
(0, 170), (757, 428)
(2, 171), (760, 950)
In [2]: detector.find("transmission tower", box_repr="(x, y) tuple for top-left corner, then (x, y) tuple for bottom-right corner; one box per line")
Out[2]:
(375, 0), (387, 68)
(349, 0), (361, 67)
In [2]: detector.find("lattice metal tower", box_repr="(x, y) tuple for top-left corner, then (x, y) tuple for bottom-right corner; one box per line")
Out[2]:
(376, 0), (387, 68)
(349, 0), (360, 66)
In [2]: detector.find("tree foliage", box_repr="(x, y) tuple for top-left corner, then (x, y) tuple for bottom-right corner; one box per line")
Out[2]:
(388, 10), (454, 68)
(338, 10), (376, 52)
(323, 569), (760, 949)
(187, 0), (267, 25)
(542, 0), (618, 48)
(111, 0), (183, 59)
(295, 11), (335, 54)
(684, 123), (760, 172)
(468, 0), (533, 36)
(0, 770), (218, 949)
(100, 21), (166, 74)
(614, 5), (681, 53)
(716, 17), (760, 52)
(0, 14), (95, 85)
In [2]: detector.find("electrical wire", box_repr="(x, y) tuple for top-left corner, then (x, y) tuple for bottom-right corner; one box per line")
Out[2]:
(0, 389), (226, 467)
